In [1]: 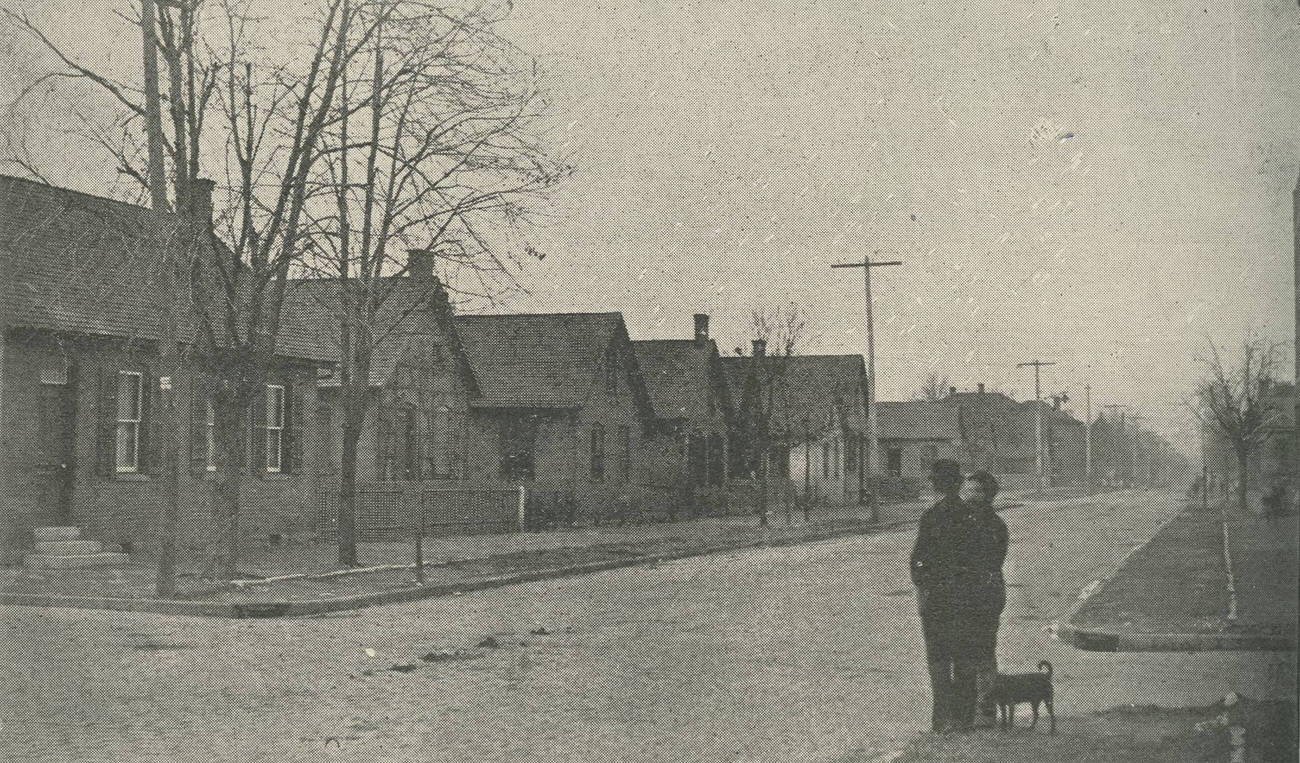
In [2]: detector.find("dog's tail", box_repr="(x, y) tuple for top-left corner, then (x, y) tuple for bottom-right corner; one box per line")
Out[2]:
(1038, 660), (1053, 677)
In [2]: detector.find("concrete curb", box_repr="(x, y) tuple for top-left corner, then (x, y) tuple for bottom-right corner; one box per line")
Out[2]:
(1058, 504), (1297, 653)
(0, 517), (917, 619)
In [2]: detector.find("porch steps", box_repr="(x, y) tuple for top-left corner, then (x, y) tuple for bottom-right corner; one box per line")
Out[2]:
(24, 527), (129, 569)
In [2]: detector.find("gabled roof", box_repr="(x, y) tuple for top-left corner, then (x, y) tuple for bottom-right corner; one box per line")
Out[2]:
(281, 276), (478, 393)
(454, 312), (652, 416)
(721, 353), (868, 435)
(876, 400), (962, 440)
(2, 175), (190, 343)
(0, 174), (328, 362)
(632, 339), (728, 424)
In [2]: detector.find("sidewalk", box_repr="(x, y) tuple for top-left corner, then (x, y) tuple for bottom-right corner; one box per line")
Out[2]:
(874, 695), (1296, 763)
(1063, 499), (1298, 652)
(0, 498), (927, 617)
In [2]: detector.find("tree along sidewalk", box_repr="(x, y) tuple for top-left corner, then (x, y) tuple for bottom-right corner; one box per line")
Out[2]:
(1065, 502), (1297, 651)
(0, 499), (926, 607)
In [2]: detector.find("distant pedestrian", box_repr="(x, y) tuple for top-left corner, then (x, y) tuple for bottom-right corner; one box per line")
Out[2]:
(910, 461), (1009, 732)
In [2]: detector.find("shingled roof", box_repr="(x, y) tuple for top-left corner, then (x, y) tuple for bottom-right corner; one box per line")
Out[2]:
(876, 400), (962, 440)
(632, 339), (728, 424)
(0, 175), (327, 361)
(280, 276), (478, 392)
(454, 312), (652, 416)
(721, 353), (868, 436)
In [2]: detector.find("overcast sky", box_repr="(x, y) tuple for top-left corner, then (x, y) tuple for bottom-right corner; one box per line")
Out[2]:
(5, 0), (1298, 450)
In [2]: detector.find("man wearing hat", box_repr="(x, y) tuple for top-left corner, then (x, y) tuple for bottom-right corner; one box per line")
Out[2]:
(910, 459), (1009, 732)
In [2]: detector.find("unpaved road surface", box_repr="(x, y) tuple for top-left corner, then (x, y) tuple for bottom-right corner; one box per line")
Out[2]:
(2, 489), (1293, 762)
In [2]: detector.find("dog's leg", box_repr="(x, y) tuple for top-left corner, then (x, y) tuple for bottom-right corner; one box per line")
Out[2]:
(1046, 700), (1055, 735)
(1029, 701), (1039, 729)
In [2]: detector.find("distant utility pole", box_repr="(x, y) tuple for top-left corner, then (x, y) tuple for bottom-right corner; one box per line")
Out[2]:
(1016, 359), (1057, 490)
(832, 250), (901, 523)
(1084, 384), (1093, 486)
(1103, 403), (1130, 487)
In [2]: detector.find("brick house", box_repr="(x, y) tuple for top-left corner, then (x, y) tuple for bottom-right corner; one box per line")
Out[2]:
(280, 261), (479, 485)
(0, 176), (330, 560)
(722, 348), (869, 505)
(453, 312), (656, 523)
(876, 400), (966, 479)
(632, 314), (733, 515)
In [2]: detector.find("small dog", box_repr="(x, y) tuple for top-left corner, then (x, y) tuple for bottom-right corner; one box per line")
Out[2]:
(985, 660), (1055, 734)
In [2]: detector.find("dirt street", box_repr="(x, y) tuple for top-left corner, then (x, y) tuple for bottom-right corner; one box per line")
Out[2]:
(1, 489), (1294, 762)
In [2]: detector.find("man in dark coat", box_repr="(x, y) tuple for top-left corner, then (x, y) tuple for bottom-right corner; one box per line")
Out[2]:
(910, 460), (1009, 732)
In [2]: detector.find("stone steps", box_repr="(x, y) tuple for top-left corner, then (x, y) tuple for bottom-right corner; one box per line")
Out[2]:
(24, 527), (129, 569)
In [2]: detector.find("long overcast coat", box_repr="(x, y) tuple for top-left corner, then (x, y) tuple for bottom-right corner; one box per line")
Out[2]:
(910, 495), (1009, 660)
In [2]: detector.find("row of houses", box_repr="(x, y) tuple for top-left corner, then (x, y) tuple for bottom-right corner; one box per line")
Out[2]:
(1, 175), (1125, 556)
(0, 176), (882, 555)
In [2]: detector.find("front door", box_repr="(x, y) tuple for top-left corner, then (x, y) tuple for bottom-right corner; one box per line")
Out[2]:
(34, 368), (77, 525)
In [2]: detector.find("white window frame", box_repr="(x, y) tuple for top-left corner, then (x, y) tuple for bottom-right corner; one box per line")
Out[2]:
(115, 371), (143, 473)
(266, 384), (286, 473)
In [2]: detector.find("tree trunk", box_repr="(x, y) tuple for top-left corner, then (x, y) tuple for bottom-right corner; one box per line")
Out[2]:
(1236, 447), (1250, 516)
(337, 419), (362, 567)
(209, 391), (250, 581)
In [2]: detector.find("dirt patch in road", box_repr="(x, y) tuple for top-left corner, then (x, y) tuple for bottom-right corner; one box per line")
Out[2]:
(874, 697), (1296, 763)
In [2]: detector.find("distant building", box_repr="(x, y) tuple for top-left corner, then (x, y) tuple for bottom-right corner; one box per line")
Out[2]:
(722, 349), (869, 504)
(454, 312), (656, 523)
(876, 400), (965, 479)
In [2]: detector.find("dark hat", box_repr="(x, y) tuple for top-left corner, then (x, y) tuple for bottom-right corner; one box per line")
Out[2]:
(929, 459), (963, 484)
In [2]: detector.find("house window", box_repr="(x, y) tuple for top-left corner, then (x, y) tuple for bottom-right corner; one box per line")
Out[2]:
(266, 384), (286, 473)
(590, 423), (606, 481)
(845, 436), (858, 471)
(821, 441), (830, 478)
(832, 440), (841, 478)
(204, 399), (217, 471)
(617, 425), (631, 483)
(115, 371), (143, 472)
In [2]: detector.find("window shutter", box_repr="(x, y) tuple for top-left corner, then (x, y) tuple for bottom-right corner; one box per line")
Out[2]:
(250, 386), (267, 475)
(96, 364), (116, 477)
(189, 374), (208, 475)
(286, 382), (304, 473)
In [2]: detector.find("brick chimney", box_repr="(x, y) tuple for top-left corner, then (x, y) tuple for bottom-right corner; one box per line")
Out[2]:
(752, 339), (766, 358)
(693, 313), (710, 344)
(977, 382), (986, 395)
(407, 248), (435, 281)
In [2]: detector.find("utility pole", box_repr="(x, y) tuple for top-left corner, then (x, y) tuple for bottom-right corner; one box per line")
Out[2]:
(1084, 384), (1093, 487)
(1103, 404), (1130, 487)
(832, 251), (901, 523)
(1016, 359), (1056, 490)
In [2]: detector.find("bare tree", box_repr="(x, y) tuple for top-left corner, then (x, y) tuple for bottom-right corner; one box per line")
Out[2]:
(2, 0), (439, 581)
(1191, 336), (1286, 514)
(738, 303), (805, 527)
(916, 372), (950, 402)
(298, 1), (568, 565)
